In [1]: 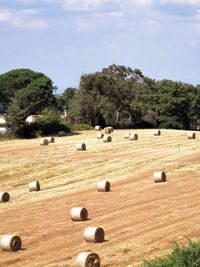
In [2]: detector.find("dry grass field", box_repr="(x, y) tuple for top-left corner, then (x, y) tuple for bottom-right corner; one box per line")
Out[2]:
(1, 129), (200, 267)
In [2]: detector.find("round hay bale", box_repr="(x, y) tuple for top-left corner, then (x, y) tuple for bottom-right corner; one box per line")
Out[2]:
(0, 235), (22, 251)
(153, 171), (166, 183)
(95, 125), (101, 131)
(76, 143), (86, 151)
(124, 133), (131, 139)
(107, 126), (113, 132)
(84, 227), (104, 243)
(103, 135), (112, 142)
(0, 192), (10, 203)
(40, 138), (49, 146)
(76, 251), (100, 267)
(154, 130), (161, 136)
(46, 136), (55, 143)
(70, 207), (88, 221)
(187, 132), (196, 139)
(97, 181), (110, 192)
(58, 131), (67, 137)
(28, 180), (40, 192)
(130, 133), (138, 141)
(97, 133), (104, 139)
(103, 127), (112, 134)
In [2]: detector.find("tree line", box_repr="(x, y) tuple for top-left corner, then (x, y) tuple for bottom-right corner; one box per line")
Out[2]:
(1, 65), (200, 138)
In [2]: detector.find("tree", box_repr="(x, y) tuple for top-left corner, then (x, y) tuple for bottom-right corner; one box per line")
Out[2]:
(56, 87), (77, 112)
(5, 69), (56, 137)
(69, 65), (145, 127)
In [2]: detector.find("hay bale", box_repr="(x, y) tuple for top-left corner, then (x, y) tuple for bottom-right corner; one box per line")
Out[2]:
(97, 133), (104, 139)
(153, 171), (166, 183)
(97, 181), (110, 192)
(76, 251), (100, 267)
(70, 207), (88, 221)
(103, 127), (112, 134)
(0, 235), (22, 251)
(58, 131), (67, 137)
(124, 133), (131, 139)
(45, 136), (55, 143)
(40, 138), (49, 146)
(95, 126), (101, 131)
(103, 135), (112, 142)
(107, 126), (113, 132)
(0, 192), (10, 203)
(84, 227), (104, 243)
(130, 133), (138, 141)
(76, 143), (86, 151)
(154, 130), (161, 136)
(28, 180), (40, 192)
(187, 132), (196, 139)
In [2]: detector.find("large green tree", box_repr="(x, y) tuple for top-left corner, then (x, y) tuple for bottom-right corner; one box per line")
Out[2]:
(56, 87), (77, 113)
(3, 69), (56, 137)
(69, 64), (145, 127)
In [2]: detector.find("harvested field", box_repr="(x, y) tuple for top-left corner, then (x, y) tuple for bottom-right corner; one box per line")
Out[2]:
(0, 129), (200, 266)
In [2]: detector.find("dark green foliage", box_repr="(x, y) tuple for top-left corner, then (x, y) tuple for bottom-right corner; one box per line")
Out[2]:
(56, 87), (77, 112)
(3, 69), (56, 138)
(68, 64), (144, 127)
(2, 65), (200, 137)
(0, 69), (53, 106)
(143, 240), (200, 267)
(70, 123), (94, 131)
(36, 108), (70, 136)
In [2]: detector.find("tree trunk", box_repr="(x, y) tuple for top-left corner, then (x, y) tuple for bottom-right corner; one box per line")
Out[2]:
(115, 110), (120, 124)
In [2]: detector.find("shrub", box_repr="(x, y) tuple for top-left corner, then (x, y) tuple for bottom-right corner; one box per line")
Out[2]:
(71, 123), (94, 131)
(37, 108), (70, 136)
(143, 240), (200, 267)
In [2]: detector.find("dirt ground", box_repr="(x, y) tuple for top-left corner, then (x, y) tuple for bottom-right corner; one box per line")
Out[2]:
(0, 129), (200, 267)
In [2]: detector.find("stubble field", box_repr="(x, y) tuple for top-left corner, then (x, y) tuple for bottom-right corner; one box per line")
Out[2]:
(0, 129), (200, 267)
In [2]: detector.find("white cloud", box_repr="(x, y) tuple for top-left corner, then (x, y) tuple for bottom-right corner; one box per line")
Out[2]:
(146, 19), (160, 34)
(62, 0), (154, 12)
(0, 9), (11, 22)
(20, 9), (40, 15)
(76, 18), (96, 31)
(161, 0), (200, 6)
(63, 0), (108, 11)
(0, 8), (47, 30)
(130, 0), (153, 8)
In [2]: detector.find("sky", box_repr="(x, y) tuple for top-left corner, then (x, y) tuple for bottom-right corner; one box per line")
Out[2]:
(1, 0), (200, 93)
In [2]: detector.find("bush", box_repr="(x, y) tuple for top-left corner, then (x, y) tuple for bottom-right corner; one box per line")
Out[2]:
(36, 108), (70, 136)
(71, 123), (94, 131)
(143, 240), (200, 267)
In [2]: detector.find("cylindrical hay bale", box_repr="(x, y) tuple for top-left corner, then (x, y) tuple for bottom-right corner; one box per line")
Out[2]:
(124, 133), (131, 139)
(97, 181), (110, 192)
(187, 132), (196, 139)
(0, 235), (22, 251)
(40, 138), (49, 146)
(70, 207), (88, 221)
(84, 227), (104, 243)
(130, 133), (138, 141)
(107, 126), (113, 132)
(103, 135), (112, 142)
(103, 127), (111, 134)
(46, 136), (55, 143)
(153, 171), (166, 183)
(97, 133), (104, 139)
(95, 125), (101, 131)
(76, 143), (86, 151)
(154, 130), (161, 136)
(76, 251), (100, 267)
(28, 180), (40, 192)
(0, 192), (10, 203)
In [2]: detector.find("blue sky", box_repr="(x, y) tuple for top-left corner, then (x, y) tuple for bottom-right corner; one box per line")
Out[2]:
(1, 0), (200, 93)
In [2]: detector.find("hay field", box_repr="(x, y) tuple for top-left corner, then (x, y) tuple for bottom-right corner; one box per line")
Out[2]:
(1, 129), (200, 266)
